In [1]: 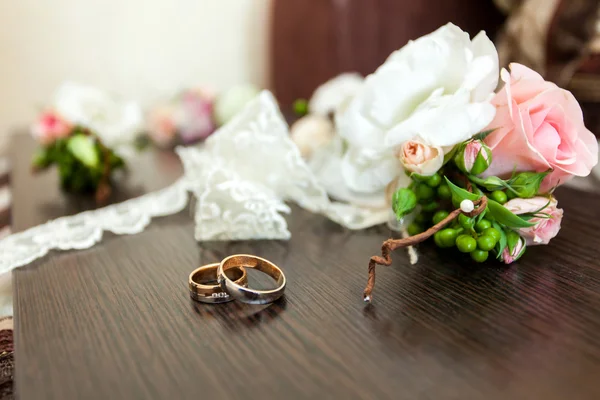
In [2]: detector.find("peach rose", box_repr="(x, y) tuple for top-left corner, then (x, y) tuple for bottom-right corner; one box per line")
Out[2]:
(148, 105), (179, 147)
(398, 140), (443, 176)
(482, 63), (598, 192)
(504, 196), (563, 245)
(31, 110), (72, 145)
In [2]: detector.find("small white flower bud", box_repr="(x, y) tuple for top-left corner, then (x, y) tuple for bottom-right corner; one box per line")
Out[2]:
(460, 199), (475, 213)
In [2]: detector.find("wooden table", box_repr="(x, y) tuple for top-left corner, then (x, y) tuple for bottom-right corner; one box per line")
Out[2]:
(10, 134), (600, 399)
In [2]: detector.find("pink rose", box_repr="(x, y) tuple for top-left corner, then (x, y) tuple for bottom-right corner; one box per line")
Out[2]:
(504, 196), (563, 245)
(148, 105), (179, 147)
(179, 89), (215, 143)
(465, 141), (483, 170)
(482, 63), (598, 192)
(31, 110), (72, 145)
(398, 140), (443, 176)
(457, 139), (492, 175)
(501, 236), (525, 264)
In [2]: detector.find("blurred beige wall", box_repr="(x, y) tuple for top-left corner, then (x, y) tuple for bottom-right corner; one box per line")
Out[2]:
(0, 0), (271, 152)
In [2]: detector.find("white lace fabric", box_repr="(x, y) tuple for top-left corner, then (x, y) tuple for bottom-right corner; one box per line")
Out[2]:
(0, 91), (389, 301)
(0, 179), (188, 274)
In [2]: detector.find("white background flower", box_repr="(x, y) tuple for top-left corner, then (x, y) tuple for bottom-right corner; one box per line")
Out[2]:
(54, 82), (143, 151)
(308, 72), (364, 116)
(336, 23), (499, 195)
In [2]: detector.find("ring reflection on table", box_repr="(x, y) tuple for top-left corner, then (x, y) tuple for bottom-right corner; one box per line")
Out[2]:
(218, 254), (286, 305)
(189, 263), (247, 304)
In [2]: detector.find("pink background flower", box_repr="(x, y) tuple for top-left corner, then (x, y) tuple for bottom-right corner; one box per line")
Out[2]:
(504, 196), (563, 245)
(148, 89), (216, 147)
(482, 63), (598, 192)
(179, 89), (215, 143)
(31, 110), (72, 145)
(147, 105), (179, 147)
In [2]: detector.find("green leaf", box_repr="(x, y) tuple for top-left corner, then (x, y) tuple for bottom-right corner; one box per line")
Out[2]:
(470, 149), (491, 175)
(486, 199), (535, 228)
(444, 177), (480, 204)
(443, 145), (459, 166)
(493, 222), (507, 259)
(32, 148), (51, 168)
(506, 170), (551, 198)
(476, 208), (487, 223)
(506, 230), (521, 253)
(392, 188), (417, 220)
(67, 135), (99, 168)
(472, 128), (496, 141)
(421, 201), (439, 212)
(468, 175), (506, 191)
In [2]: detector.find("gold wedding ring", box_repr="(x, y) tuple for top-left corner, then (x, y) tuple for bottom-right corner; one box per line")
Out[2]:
(189, 263), (247, 304)
(218, 255), (286, 305)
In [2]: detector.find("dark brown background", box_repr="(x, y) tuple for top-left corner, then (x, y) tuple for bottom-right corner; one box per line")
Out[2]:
(11, 133), (600, 399)
(271, 0), (504, 106)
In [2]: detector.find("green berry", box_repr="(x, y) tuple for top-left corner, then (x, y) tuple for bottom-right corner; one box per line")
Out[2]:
(292, 98), (309, 116)
(415, 184), (435, 203)
(477, 235), (496, 251)
(415, 212), (429, 224)
(411, 174), (429, 182)
(482, 227), (501, 242)
(456, 235), (477, 253)
(490, 190), (508, 204)
(458, 214), (474, 230)
(437, 184), (451, 200)
(407, 222), (423, 236)
(507, 190), (517, 200)
(475, 219), (492, 232)
(471, 249), (489, 263)
(432, 210), (449, 225)
(421, 201), (439, 212)
(426, 173), (441, 188)
(436, 228), (458, 248)
(434, 231), (444, 247)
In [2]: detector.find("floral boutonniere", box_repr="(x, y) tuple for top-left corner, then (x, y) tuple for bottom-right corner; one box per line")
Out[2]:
(289, 23), (599, 301)
(31, 83), (143, 204)
(363, 46), (598, 301)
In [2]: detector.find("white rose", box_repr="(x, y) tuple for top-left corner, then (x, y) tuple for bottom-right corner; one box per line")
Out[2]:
(54, 82), (143, 151)
(308, 73), (364, 116)
(336, 23), (498, 194)
(290, 114), (335, 158)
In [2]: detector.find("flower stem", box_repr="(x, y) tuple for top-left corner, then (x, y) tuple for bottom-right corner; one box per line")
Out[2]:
(363, 196), (488, 302)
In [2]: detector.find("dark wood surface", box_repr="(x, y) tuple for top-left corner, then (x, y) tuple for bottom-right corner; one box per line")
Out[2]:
(10, 134), (600, 399)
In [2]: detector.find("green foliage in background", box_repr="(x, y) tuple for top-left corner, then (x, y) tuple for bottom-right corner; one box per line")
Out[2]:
(32, 128), (124, 194)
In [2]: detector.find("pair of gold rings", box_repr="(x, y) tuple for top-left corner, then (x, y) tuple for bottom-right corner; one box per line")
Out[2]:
(188, 254), (286, 305)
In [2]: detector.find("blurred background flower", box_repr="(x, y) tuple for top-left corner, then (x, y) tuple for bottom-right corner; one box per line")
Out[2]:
(53, 82), (143, 156)
(147, 88), (216, 148)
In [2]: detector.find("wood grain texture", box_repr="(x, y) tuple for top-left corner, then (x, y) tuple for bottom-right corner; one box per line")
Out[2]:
(271, 0), (504, 106)
(10, 134), (600, 399)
